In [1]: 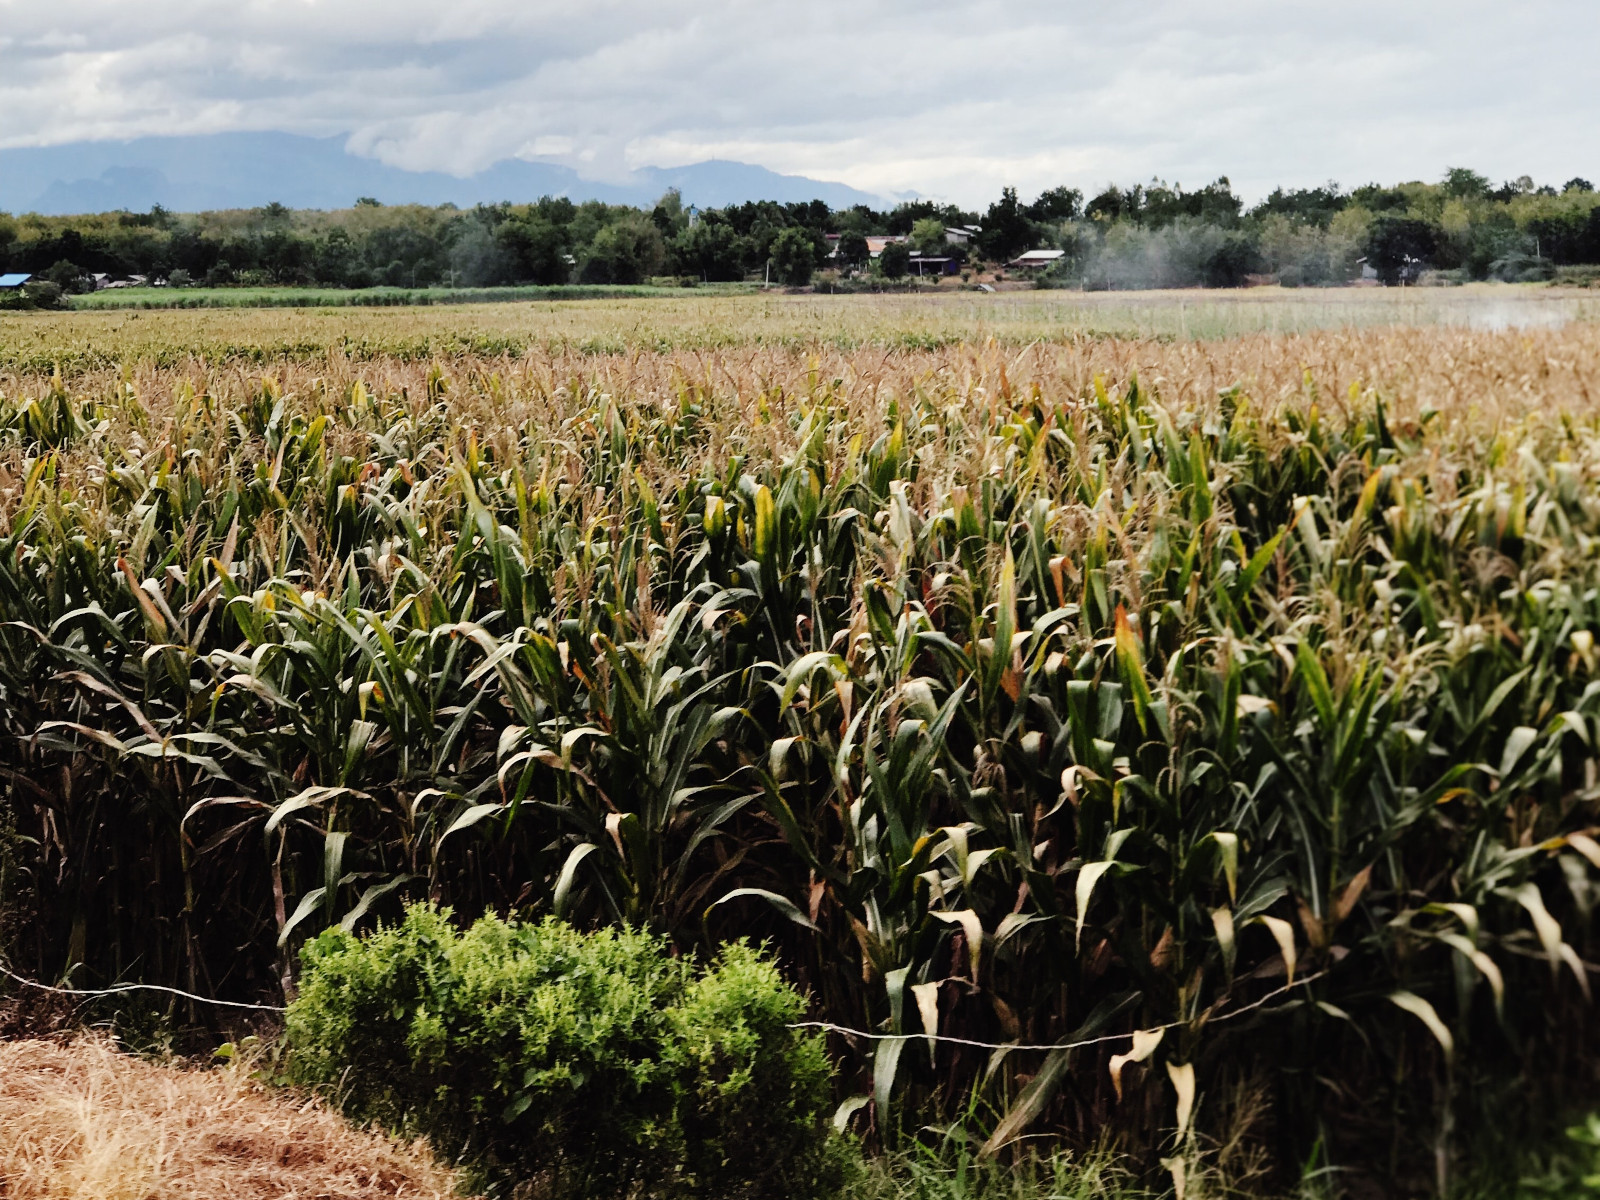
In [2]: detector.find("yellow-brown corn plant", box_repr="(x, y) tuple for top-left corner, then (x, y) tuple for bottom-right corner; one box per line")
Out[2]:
(3, 328), (1600, 1185)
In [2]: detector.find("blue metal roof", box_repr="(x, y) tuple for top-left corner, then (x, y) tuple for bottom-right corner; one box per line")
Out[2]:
(0, 273), (32, 288)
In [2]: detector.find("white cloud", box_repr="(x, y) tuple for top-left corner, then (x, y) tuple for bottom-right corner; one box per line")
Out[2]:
(0, 0), (1595, 205)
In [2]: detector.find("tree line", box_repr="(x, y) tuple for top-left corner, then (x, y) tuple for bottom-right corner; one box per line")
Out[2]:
(1, 166), (1597, 294)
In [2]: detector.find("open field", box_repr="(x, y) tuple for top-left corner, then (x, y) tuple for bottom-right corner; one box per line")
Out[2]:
(65, 281), (760, 311)
(4, 290), (1600, 1194)
(5, 285), (1600, 375)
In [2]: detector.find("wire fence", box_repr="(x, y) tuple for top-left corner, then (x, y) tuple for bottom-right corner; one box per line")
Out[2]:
(2, 959), (1329, 1051)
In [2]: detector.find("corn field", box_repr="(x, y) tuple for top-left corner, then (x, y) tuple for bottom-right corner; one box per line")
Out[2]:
(5, 312), (1600, 1189)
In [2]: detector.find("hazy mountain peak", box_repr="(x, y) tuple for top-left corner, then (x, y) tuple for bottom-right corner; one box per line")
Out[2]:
(0, 132), (886, 215)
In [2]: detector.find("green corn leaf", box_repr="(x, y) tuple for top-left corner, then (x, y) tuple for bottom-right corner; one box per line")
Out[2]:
(872, 1035), (909, 1122)
(707, 887), (818, 931)
(278, 887), (327, 948)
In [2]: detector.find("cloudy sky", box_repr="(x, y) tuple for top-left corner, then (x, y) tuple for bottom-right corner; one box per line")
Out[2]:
(0, 0), (1596, 205)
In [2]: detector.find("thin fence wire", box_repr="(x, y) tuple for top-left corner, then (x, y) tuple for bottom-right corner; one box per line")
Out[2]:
(0, 962), (287, 1013)
(791, 970), (1330, 1052)
(2, 959), (1330, 1051)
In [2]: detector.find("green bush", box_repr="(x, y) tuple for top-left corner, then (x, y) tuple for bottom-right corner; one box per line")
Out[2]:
(285, 905), (839, 1199)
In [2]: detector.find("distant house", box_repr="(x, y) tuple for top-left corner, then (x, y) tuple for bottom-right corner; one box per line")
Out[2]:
(908, 255), (959, 276)
(0, 273), (32, 290)
(824, 234), (912, 261)
(944, 225), (982, 246)
(1008, 250), (1066, 270)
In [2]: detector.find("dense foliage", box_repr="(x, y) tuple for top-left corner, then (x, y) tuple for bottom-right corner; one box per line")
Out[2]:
(3, 322), (1600, 1192)
(287, 906), (837, 1198)
(4, 166), (1600, 295)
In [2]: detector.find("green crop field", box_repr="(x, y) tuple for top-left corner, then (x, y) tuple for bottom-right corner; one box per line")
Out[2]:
(4, 291), (1600, 1197)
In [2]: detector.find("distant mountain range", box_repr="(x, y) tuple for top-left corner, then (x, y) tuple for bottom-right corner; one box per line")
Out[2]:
(0, 132), (887, 215)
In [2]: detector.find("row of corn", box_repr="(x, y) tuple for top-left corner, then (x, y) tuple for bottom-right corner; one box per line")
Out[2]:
(1, 358), (1597, 1174)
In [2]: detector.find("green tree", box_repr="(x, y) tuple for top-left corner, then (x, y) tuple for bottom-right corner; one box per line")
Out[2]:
(1443, 167), (1492, 200)
(1200, 232), (1262, 287)
(670, 221), (745, 282)
(910, 218), (946, 256)
(1025, 186), (1083, 223)
(769, 226), (816, 286)
(1087, 184), (1142, 223)
(878, 240), (910, 279)
(580, 215), (666, 284)
(835, 231), (869, 269)
(650, 188), (687, 237)
(978, 187), (1033, 261)
(42, 259), (86, 292)
(1364, 215), (1438, 284)
(498, 217), (571, 284)
(450, 220), (515, 286)
(316, 228), (368, 288)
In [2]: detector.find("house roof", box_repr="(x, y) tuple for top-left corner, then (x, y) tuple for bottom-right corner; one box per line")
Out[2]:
(0, 273), (32, 288)
(1008, 250), (1065, 266)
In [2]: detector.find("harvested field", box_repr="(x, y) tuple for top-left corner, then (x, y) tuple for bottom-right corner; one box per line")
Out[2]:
(0, 1040), (465, 1200)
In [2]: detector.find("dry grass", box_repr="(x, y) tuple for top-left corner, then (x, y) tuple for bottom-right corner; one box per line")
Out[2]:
(0, 1039), (466, 1200)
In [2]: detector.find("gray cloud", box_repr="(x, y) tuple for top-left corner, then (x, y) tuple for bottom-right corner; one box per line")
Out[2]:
(0, 0), (1595, 204)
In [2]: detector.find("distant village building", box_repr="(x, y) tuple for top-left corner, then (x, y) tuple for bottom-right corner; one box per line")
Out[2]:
(821, 225), (979, 272)
(1008, 250), (1066, 270)
(0, 273), (32, 290)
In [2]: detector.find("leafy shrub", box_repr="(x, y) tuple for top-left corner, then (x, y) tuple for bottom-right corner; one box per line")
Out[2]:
(285, 905), (838, 1199)
(8, 280), (66, 310)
